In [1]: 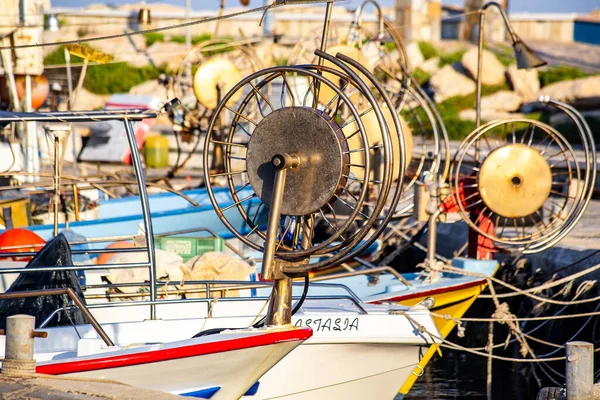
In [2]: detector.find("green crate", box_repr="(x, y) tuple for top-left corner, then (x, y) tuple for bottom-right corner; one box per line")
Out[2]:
(154, 236), (225, 261)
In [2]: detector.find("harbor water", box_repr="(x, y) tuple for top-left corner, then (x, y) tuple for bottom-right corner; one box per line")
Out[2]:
(400, 349), (534, 400)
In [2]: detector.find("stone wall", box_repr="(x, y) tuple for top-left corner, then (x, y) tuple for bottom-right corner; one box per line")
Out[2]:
(511, 18), (575, 43)
(395, 0), (442, 42)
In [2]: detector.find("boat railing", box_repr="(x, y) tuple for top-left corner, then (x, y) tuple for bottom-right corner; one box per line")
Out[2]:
(0, 288), (114, 346)
(79, 279), (366, 306)
(0, 109), (161, 319)
(38, 292), (369, 330)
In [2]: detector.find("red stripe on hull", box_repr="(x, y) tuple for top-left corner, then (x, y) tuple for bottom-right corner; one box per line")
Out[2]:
(372, 279), (488, 303)
(36, 328), (311, 376)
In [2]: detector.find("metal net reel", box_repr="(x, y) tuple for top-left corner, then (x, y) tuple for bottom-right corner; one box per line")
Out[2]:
(449, 98), (596, 254)
(168, 38), (265, 135)
(290, 1), (448, 224)
(203, 50), (407, 271)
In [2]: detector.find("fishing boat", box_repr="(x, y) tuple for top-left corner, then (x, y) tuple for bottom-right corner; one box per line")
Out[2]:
(21, 186), (261, 245)
(35, 289), (439, 400)
(34, 324), (311, 399)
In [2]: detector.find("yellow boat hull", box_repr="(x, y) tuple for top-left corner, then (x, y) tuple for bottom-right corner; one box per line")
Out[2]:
(393, 279), (490, 395)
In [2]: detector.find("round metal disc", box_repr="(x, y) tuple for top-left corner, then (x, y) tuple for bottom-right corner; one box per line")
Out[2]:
(247, 107), (348, 216)
(344, 106), (413, 181)
(193, 57), (242, 110)
(479, 143), (552, 218)
(319, 45), (374, 106)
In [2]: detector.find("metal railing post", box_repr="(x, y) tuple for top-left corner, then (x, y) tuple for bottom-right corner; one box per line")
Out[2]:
(123, 118), (157, 319)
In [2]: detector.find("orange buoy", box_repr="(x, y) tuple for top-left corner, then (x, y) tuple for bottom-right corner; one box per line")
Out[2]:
(97, 241), (133, 265)
(0, 228), (46, 261)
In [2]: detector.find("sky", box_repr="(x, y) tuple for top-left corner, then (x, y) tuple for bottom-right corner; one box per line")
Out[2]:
(50, 0), (600, 14)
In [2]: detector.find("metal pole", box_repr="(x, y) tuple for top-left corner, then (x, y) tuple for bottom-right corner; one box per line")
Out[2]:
(262, 0), (273, 37)
(486, 321), (494, 400)
(65, 49), (74, 110)
(214, 0), (225, 39)
(475, 10), (484, 130)
(318, 2), (333, 63)
(185, 0), (192, 80)
(53, 134), (60, 236)
(566, 341), (594, 400)
(124, 119), (157, 319)
(262, 153), (298, 327)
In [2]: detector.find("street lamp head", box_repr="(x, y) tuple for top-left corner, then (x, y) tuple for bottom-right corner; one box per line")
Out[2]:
(138, 8), (152, 25)
(45, 14), (61, 32)
(512, 39), (547, 69)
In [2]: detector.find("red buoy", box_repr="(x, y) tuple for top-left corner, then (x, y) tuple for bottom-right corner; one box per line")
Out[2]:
(0, 229), (45, 261)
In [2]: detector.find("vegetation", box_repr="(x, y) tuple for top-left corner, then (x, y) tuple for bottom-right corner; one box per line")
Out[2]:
(539, 66), (587, 87)
(411, 68), (431, 86)
(438, 49), (467, 67)
(44, 45), (85, 65)
(143, 32), (165, 47)
(417, 41), (438, 60)
(429, 82), (510, 140)
(84, 63), (162, 94)
(170, 33), (213, 45)
(273, 57), (289, 66)
(484, 43), (514, 67)
(43, 45), (165, 94)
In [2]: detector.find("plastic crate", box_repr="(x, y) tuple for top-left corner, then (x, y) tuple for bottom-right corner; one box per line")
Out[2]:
(154, 236), (225, 261)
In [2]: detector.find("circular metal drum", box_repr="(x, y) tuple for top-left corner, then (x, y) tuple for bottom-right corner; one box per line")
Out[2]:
(449, 98), (596, 254)
(203, 58), (405, 270)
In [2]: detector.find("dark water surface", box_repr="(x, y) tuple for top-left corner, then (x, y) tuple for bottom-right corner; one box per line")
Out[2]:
(397, 349), (533, 400)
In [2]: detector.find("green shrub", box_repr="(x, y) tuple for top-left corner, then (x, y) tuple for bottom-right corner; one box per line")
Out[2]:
(434, 82), (509, 140)
(144, 32), (165, 47)
(438, 49), (466, 67)
(412, 68), (431, 85)
(170, 33), (220, 45)
(170, 35), (186, 44)
(484, 43), (514, 67)
(539, 66), (586, 87)
(383, 41), (397, 52)
(83, 63), (163, 94)
(418, 41), (438, 60)
(44, 45), (85, 65)
(273, 57), (288, 66)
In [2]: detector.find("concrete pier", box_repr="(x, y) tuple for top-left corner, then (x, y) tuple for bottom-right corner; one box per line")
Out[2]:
(0, 375), (181, 399)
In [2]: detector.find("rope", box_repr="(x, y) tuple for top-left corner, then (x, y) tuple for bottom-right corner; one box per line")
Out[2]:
(397, 310), (569, 363)
(0, 0), (340, 50)
(437, 263), (600, 306)
(480, 253), (600, 299)
(1, 359), (36, 376)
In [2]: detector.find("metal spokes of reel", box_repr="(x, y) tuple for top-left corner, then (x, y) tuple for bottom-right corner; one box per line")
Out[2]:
(203, 53), (406, 272)
(290, 1), (448, 218)
(449, 98), (596, 254)
(169, 38), (265, 130)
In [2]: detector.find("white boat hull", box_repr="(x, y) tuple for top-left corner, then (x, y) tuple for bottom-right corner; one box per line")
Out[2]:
(35, 328), (310, 399)
(246, 342), (421, 399)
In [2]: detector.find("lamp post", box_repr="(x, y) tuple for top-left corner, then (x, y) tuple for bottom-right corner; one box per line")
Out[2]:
(474, 2), (546, 128)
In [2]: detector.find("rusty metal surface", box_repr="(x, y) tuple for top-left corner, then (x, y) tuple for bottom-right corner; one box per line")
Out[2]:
(247, 107), (347, 216)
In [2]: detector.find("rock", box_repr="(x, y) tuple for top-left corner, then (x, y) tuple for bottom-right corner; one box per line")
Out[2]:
(480, 90), (523, 112)
(539, 75), (600, 108)
(429, 64), (476, 103)
(129, 79), (163, 98)
(461, 47), (506, 86)
(405, 42), (425, 68)
(84, 34), (146, 61)
(61, 88), (110, 111)
(253, 43), (275, 67)
(506, 64), (540, 102)
(420, 56), (440, 74)
(458, 108), (525, 122)
(141, 41), (187, 70)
